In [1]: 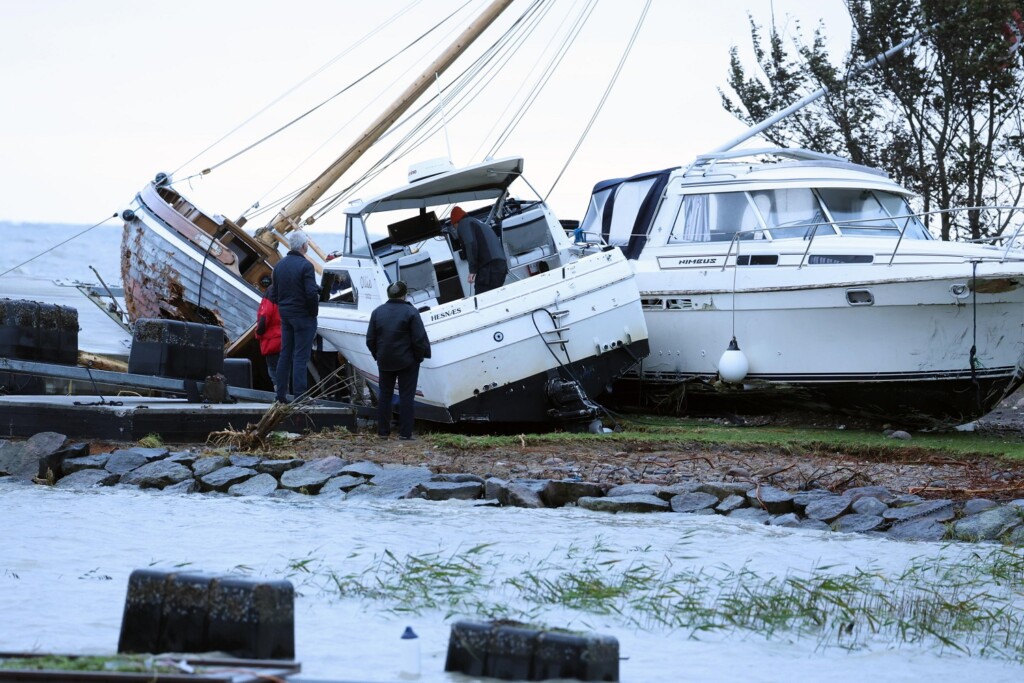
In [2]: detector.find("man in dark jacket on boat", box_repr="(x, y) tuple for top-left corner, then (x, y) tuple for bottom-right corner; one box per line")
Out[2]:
(272, 230), (319, 403)
(450, 206), (507, 294)
(366, 281), (431, 440)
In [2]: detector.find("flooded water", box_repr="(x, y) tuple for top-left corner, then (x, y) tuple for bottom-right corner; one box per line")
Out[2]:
(2, 222), (1023, 680)
(2, 482), (1022, 682)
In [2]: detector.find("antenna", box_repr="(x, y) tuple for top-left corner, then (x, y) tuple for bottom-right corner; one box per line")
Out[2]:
(435, 72), (454, 163)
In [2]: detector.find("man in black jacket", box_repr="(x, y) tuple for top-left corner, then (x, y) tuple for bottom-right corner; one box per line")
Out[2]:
(450, 206), (508, 294)
(366, 280), (431, 440)
(272, 230), (319, 403)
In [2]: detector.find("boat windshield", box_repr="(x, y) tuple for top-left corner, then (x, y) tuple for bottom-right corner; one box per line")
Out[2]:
(750, 188), (835, 239)
(667, 187), (932, 244)
(818, 188), (930, 239)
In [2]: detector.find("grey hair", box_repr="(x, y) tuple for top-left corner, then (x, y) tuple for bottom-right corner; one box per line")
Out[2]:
(287, 230), (310, 251)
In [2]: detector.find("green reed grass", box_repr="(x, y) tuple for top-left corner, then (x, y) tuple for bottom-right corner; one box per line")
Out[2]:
(287, 539), (1024, 661)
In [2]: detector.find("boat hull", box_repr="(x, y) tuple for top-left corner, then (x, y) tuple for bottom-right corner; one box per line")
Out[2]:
(121, 183), (274, 341)
(317, 249), (649, 424)
(629, 246), (1024, 424)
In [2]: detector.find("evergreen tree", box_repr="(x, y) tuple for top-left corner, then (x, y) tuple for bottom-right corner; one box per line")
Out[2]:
(721, 0), (1024, 241)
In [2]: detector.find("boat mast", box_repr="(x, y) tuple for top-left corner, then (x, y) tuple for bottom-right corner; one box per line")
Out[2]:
(257, 0), (515, 243)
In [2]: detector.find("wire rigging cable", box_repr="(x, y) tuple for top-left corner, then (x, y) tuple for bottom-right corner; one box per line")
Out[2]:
(253, 0), (548, 224)
(170, 0), (432, 178)
(488, 0), (598, 157)
(246, 5), (478, 219)
(306, 0), (551, 221)
(171, 0), (474, 186)
(0, 214), (118, 279)
(472, 0), (580, 161)
(545, 0), (652, 201)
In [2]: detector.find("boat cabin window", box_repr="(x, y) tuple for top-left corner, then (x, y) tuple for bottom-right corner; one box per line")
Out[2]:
(817, 188), (926, 238)
(578, 190), (611, 243)
(321, 270), (357, 306)
(344, 215), (373, 257)
(818, 188), (890, 234)
(668, 192), (762, 243)
(750, 189), (835, 239)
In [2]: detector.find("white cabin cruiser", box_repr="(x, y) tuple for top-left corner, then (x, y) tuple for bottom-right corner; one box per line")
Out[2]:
(580, 148), (1024, 424)
(316, 156), (650, 425)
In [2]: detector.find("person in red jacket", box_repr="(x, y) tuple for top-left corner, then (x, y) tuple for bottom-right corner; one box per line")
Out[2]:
(255, 275), (282, 391)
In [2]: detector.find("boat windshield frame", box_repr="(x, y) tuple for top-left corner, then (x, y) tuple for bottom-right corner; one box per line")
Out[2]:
(344, 214), (373, 257)
(664, 186), (932, 244)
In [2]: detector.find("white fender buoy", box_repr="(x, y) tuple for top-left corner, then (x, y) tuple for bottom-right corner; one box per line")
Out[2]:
(718, 337), (749, 383)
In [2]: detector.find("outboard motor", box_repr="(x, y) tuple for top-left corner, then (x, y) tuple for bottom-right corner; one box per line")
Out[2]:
(545, 377), (600, 421)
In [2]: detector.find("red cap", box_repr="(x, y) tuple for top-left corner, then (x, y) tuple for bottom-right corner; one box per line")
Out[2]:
(451, 206), (466, 224)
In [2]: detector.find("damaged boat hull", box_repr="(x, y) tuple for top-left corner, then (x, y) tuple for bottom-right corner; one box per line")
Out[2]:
(121, 180), (277, 341)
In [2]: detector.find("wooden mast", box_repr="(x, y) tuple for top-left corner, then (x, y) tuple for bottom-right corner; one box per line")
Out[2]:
(257, 0), (515, 244)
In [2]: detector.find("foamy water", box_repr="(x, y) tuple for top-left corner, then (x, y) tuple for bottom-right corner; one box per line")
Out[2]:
(2, 223), (1023, 681)
(1, 483), (1022, 682)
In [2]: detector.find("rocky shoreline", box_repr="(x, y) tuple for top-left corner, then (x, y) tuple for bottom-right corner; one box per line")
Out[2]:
(3, 431), (1024, 545)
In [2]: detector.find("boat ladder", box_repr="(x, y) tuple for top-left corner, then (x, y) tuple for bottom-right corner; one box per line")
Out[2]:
(540, 308), (570, 351)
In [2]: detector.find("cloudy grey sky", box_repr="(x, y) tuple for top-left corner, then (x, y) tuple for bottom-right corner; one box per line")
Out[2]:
(0, 0), (852, 226)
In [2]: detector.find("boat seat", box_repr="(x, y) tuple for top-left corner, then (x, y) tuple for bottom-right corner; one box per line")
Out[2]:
(501, 206), (555, 268)
(397, 251), (439, 307)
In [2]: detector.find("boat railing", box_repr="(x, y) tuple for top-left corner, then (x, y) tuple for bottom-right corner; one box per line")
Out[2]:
(876, 205), (1024, 265)
(720, 229), (768, 270)
(791, 205), (1024, 267)
(716, 204), (1024, 270)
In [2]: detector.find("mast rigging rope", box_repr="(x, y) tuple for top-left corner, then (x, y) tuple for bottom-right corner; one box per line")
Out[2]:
(0, 214), (118, 279)
(170, 0), (473, 185)
(545, 0), (652, 201)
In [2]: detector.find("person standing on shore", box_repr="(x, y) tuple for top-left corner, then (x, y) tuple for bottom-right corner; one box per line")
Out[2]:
(273, 231), (319, 403)
(255, 274), (281, 391)
(366, 281), (431, 440)
(449, 206), (507, 294)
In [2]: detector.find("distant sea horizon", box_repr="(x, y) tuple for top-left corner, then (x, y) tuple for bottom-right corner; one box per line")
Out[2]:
(0, 219), (344, 356)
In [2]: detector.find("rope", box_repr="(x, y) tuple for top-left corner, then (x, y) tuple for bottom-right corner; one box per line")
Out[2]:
(171, 0), (473, 185)
(306, 0), (546, 219)
(306, 0), (551, 221)
(472, 0), (576, 160)
(489, 0), (597, 156)
(544, 0), (652, 201)
(247, 4), (480, 219)
(0, 213), (118, 279)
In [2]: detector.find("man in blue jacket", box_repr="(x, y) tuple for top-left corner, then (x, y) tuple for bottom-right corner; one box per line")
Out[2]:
(366, 281), (431, 440)
(450, 206), (508, 294)
(272, 230), (319, 403)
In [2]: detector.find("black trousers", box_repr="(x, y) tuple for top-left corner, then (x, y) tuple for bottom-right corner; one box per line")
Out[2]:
(377, 363), (420, 438)
(475, 259), (508, 294)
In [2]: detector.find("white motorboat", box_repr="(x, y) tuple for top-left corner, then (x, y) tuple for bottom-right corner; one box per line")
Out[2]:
(316, 156), (649, 424)
(579, 147), (1024, 424)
